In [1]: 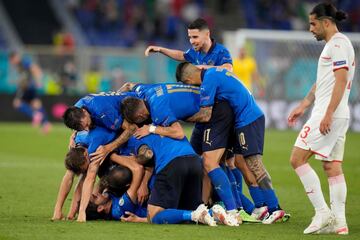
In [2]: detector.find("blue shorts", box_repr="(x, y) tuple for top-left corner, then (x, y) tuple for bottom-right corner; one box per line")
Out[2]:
(16, 86), (38, 102)
(233, 115), (265, 157)
(190, 101), (234, 154)
(148, 155), (203, 210)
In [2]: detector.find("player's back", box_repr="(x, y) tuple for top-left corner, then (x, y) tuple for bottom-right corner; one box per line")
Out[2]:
(133, 134), (195, 174)
(75, 127), (116, 155)
(202, 68), (263, 128)
(145, 83), (200, 126)
(75, 91), (136, 131)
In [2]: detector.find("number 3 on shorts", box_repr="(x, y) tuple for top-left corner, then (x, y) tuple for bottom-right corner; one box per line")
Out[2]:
(300, 125), (311, 139)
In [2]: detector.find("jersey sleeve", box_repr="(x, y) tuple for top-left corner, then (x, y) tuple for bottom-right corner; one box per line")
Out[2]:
(74, 130), (89, 147)
(111, 193), (137, 220)
(217, 49), (233, 65)
(87, 128), (116, 154)
(183, 48), (195, 63)
(200, 72), (217, 107)
(331, 38), (350, 72)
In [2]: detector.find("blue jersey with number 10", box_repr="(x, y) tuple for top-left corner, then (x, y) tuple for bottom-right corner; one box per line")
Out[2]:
(200, 68), (263, 128)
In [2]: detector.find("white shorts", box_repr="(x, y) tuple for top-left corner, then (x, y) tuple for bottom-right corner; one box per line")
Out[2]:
(294, 116), (349, 161)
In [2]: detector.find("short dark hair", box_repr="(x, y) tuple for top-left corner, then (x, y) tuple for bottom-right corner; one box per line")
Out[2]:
(175, 62), (191, 82)
(188, 18), (209, 30)
(86, 201), (112, 221)
(120, 97), (143, 124)
(64, 147), (87, 175)
(310, 3), (347, 22)
(63, 106), (85, 131)
(99, 165), (132, 197)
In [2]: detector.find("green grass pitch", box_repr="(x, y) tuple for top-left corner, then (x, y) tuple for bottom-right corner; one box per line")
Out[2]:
(0, 123), (359, 240)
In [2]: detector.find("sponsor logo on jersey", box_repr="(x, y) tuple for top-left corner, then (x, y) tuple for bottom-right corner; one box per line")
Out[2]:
(333, 60), (346, 66)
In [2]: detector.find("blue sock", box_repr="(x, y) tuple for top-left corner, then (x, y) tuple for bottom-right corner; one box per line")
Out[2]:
(231, 168), (243, 193)
(208, 167), (236, 211)
(262, 189), (280, 213)
(17, 103), (34, 118)
(151, 209), (192, 224)
(225, 167), (243, 209)
(249, 186), (265, 208)
(240, 193), (255, 214)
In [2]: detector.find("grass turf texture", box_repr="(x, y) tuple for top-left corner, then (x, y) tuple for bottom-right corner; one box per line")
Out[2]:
(0, 123), (359, 240)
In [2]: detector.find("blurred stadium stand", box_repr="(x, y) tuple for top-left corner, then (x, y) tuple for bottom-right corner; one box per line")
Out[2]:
(0, 0), (358, 130)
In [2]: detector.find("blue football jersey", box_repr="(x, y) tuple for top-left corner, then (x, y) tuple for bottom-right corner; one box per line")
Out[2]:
(133, 134), (195, 174)
(200, 68), (263, 128)
(111, 193), (147, 220)
(184, 40), (232, 66)
(74, 127), (116, 155)
(75, 91), (137, 131)
(139, 83), (200, 126)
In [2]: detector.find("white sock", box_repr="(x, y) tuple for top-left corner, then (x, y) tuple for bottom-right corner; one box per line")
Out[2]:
(328, 174), (347, 225)
(295, 163), (330, 214)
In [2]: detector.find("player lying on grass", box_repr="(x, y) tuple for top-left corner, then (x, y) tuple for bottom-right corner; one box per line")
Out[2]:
(51, 126), (146, 221)
(176, 62), (290, 224)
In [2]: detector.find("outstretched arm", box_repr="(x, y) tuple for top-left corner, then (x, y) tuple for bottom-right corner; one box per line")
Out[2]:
(145, 46), (185, 61)
(197, 63), (233, 72)
(186, 106), (213, 123)
(51, 170), (75, 221)
(77, 161), (99, 222)
(67, 174), (85, 220)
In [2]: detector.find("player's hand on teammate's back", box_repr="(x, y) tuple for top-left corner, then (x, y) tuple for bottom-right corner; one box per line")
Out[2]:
(134, 125), (151, 139)
(145, 46), (161, 56)
(137, 184), (149, 205)
(90, 145), (111, 164)
(319, 113), (332, 135)
(288, 105), (305, 127)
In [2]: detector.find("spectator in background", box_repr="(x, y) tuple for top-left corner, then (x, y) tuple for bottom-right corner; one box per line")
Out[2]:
(233, 47), (264, 98)
(8, 52), (52, 133)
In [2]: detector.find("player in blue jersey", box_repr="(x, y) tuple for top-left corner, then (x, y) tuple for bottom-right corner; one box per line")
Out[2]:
(86, 162), (148, 222)
(9, 51), (51, 133)
(144, 18), (232, 71)
(176, 62), (290, 224)
(51, 126), (145, 222)
(63, 91), (139, 162)
(120, 83), (200, 140)
(126, 134), (218, 226)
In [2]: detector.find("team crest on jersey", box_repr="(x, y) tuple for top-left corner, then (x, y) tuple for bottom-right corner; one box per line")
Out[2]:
(333, 60), (346, 66)
(119, 197), (125, 206)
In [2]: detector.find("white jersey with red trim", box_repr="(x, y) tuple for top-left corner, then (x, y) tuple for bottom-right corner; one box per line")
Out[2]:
(311, 32), (355, 119)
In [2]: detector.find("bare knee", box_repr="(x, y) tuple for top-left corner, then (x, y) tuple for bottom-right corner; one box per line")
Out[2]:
(322, 161), (343, 177)
(202, 149), (225, 172)
(147, 205), (163, 223)
(290, 147), (312, 169)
